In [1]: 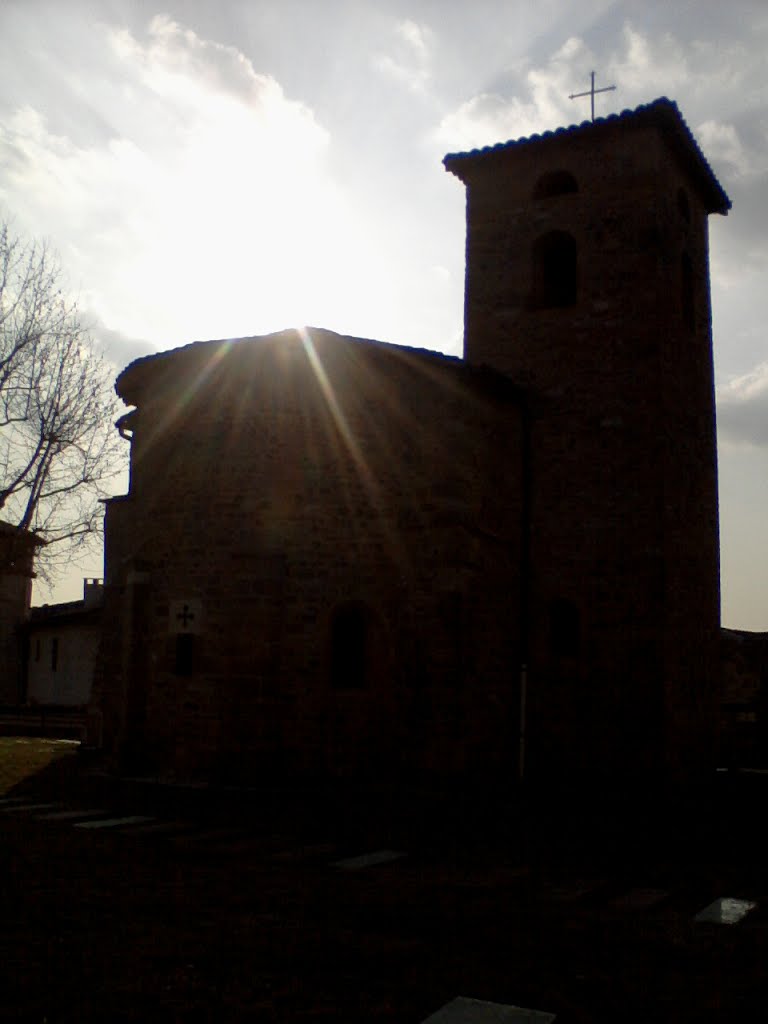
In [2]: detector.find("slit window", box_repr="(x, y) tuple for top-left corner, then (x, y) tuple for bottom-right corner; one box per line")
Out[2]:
(175, 634), (195, 676)
(550, 600), (580, 658)
(681, 251), (695, 332)
(51, 637), (59, 672)
(677, 187), (691, 223)
(331, 602), (369, 690)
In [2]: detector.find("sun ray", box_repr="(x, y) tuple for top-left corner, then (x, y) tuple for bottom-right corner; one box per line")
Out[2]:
(131, 338), (236, 468)
(297, 327), (414, 579)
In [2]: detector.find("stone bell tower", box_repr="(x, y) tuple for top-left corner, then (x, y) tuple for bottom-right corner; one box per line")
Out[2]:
(445, 98), (731, 788)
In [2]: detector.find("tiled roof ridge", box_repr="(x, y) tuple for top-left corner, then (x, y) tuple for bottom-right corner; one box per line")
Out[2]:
(443, 96), (730, 213)
(442, 96), (679, 162)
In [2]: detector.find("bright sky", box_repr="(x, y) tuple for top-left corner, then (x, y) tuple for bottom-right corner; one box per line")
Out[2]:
(1, 0), (766, 628)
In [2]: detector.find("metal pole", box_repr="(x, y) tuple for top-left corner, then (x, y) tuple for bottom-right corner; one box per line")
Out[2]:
(519, 662), (528, 781)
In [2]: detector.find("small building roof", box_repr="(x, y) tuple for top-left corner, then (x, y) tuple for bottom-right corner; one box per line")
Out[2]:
(27, 600), (103, 629)
(443, 97), (731, 215)
(113, 328), (523, 409)
(0, 520), (46, 546)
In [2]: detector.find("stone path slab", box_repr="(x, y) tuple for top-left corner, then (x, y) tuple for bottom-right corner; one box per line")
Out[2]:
(37, 808), (107, 821)
(421, 996), (556, 1022)
(273, 842), (337, 863)
(74, 815), (155, 830)
(611, 888), (668, 911)
(694, 897), (758, 925)
(545, 880), (599, 902)
(122, 819), (195, 836)
(332, 849), (406, 871)
(169, 826), (247, 846)
(0, 802), (60, 813)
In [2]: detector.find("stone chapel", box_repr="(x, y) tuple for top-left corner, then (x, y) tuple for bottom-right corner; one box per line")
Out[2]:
(88, 98), (731, 791)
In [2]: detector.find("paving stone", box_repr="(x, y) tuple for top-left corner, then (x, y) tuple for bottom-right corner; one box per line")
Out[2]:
(421, 996), (556, 1022)
(0, 802), (60, 813)
(611, 888), (668, 911)
(169, 826), (247, 846)
(694, 897), (758, 925)
(73, 815), (155, 830)
(37, 808), (107, 821)
(273, 842), (337, 863)
(332, 849), (406, 870)
(545, 880), (599, 902)
(122, 819), (195, 836)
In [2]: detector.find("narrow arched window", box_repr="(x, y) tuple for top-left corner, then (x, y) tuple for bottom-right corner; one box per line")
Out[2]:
(533, 170), (578, 199)
(331, 602), (369, 690)
(681, 251), (695, 332)
(530, 231), (578, 309)
(549, 599), (580, 658)
(175, 634), (195, 676)
(677, 187), (691, 223)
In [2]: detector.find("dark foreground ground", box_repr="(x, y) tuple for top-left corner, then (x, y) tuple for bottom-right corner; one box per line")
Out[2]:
(1, 743), (767, 1022)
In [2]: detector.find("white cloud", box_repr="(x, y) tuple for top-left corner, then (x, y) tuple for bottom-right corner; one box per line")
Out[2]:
(397, 19), (431, 62)
(607, 25), (690, 97)
(374, 18), (433, 95)
(0, 15), (406, 348)
(436, 34), (607, 151)
(434, 20), (766, 157)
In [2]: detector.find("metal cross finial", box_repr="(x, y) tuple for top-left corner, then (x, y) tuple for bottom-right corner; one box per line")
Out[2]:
(569, 70), (616, 122)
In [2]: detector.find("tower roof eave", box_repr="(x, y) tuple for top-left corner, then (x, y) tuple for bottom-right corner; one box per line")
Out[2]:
(443, 97), (731, 216)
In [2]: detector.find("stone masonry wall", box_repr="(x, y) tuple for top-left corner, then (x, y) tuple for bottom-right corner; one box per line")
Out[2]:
(453, 116), (721, 787)
(91, 333), (525, 786)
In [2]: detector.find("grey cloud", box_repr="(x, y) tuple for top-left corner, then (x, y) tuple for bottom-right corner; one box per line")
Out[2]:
(717, 365), (768, 448)
(86, 316), (156, 374)
(711, 175), (768, 276)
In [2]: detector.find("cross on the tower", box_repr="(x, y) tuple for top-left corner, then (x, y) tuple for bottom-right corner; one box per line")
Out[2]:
(177, 604), (195, 629)
(569, 70), (616, 122)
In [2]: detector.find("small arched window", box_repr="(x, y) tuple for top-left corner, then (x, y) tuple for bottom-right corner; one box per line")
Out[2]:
(529, 231), (578, 309)
(331, 602), (370, 690)
(549, 599), (581, 658)
(533, 170), (578, 199)
(681, 251), (695, 332)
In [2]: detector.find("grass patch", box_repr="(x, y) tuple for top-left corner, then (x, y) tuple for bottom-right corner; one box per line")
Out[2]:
(0, 737), (80, 796)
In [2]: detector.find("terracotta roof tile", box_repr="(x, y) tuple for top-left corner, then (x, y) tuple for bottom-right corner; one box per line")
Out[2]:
(443, 96), (731, 214)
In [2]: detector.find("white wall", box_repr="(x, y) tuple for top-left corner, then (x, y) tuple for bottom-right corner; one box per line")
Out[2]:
(27, 624), (99, 706)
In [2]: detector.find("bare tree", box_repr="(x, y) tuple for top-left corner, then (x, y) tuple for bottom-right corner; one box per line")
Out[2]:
(0, 220), (125, 581)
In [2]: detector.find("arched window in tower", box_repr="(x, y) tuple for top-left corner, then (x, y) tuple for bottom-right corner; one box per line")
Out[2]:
(681, 251), (695, 332)
(529, 231), (578, 309)
(533, 170), (578, 199)
(330, 602), (370, 690)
